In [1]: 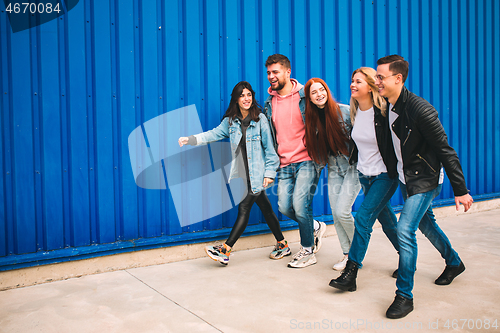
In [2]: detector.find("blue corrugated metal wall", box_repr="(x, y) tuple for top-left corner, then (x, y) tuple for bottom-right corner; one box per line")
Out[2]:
(1, 0), (499, 270)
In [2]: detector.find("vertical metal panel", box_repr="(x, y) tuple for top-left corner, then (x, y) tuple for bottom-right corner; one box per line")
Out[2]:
(204, 0), (223, 232)
(117, 0), (138, 241)
(162, 0), (182, 236)
(494, 0), (500, 193)
(485, 0), (495, 195)
(475, 0), (484, 196)
(67, 1), (90, 247)
(40, 17), (64, 251)
(468, 0), (478, 197)
(140, 0), (161, 238)
(0, 7), (7, 257)
(11, 27), (37, 254)
(1, 0), (499, 270)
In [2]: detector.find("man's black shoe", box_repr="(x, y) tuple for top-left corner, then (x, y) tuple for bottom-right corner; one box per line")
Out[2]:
(329, 259), (358, 292)
(435, 261), (465, 285)
(386, 295), (414, 319)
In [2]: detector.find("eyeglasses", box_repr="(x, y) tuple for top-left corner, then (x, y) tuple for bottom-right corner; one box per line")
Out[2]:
(375, 73), (399, 81)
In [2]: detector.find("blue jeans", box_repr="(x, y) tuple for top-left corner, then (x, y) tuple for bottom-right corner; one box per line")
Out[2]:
(328, 155), (361, 254)
(277, 160), (320, 248)
(349, 172), (399, 267)
(396, 183), (461, 299)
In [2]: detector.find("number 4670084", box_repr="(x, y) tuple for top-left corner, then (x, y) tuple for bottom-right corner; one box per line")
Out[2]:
(5, 2), (61, 14)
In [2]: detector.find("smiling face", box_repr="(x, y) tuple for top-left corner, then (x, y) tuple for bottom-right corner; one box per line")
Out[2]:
(375, 63), (401, 102)
(266, 63), (290, 92)
(309, 82), (328, 108)
(238, 88), (253, 112)
(350, 72), (372, 101)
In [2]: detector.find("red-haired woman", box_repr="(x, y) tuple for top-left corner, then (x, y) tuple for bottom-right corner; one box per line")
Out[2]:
(304, 78), (361, 271)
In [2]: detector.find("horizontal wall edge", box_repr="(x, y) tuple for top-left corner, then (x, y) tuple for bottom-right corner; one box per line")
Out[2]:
(1, 193), (499, 272)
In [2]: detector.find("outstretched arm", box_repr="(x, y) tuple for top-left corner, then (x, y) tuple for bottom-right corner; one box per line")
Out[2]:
(178, 118), (230, 148)
(178, 137), (189, 147)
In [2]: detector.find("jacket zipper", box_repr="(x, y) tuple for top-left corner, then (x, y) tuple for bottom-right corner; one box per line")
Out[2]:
(417, 154), (437, 173)
(403, 129), (411, 146)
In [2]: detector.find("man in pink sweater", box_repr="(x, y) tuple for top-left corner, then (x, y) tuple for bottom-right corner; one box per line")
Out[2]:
(263, 54), (326, 268)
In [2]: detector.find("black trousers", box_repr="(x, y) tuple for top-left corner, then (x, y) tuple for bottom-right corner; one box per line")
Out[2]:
(225, 190), (285, 247)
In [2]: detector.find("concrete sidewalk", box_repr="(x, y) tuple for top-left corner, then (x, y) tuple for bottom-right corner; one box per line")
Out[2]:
(1, 208), (499, 333)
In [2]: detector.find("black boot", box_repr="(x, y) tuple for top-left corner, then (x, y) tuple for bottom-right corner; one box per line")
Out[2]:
(329, 259), (358, 292)
(386, 294), (414, 319)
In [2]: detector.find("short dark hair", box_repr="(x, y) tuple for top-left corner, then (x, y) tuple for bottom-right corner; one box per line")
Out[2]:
(377, 54), (409, 83)
(265, 54), (291, 69)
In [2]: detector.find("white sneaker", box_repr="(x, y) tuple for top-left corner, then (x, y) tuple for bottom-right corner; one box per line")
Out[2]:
(313, 221), (327, 253)
(333, 255), (349, 271)
(288, 247), (317, 268)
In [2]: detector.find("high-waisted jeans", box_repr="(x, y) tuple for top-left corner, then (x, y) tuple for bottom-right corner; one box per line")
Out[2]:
(327, 155), (361, 254)
(349, 172), (399, 267)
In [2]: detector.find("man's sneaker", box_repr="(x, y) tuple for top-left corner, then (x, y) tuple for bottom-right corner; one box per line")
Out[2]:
(313, 221), (327, 253)
(288, 247), (317, 268)
(205, 244), (231, 265)
(435, 261), (465, 285)
(386, 295), (414, 319)
(333, 255), (349, 271)
(269, 240), (292, 259)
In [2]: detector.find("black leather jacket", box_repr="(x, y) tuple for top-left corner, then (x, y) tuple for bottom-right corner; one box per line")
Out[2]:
(389, 86), (468, 197)
(348, 105), (398, 179)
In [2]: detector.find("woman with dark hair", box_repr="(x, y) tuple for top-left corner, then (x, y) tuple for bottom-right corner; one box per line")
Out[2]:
(178, 81), (290, 265)
(304, 78), (361, 271)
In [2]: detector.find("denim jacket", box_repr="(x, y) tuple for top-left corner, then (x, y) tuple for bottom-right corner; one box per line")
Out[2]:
(338, 103), (352, 151)
(193, 113), (279, 194)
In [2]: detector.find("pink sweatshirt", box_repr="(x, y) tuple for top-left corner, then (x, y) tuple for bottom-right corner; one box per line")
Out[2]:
(268, 79), (311, 167)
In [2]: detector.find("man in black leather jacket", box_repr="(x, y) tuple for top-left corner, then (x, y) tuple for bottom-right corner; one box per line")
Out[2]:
(375, 55), (474, 319)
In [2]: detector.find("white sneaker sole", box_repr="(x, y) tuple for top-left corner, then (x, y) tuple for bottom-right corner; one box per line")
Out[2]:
(332, 263), (347, 271)
(287, 255), (317, 268)
(313, 222), (327, 253)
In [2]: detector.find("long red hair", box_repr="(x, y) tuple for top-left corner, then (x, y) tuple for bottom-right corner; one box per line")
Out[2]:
(304, 78), (349, 164)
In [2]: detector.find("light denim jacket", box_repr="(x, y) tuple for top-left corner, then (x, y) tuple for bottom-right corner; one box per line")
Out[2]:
(338, 103), (352, 157)
(193, 113), (279, 194)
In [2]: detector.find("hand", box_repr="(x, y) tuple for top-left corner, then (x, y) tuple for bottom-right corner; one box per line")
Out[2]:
(455, 193), (473, 212)
(178, 137), (189, 147)
(263, 178), (274, 188)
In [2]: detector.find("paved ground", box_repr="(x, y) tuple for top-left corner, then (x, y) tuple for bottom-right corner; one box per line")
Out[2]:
(1, 208), (499, 333)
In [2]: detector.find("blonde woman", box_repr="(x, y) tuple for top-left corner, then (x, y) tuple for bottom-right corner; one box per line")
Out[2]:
(329, 67), (400, 291)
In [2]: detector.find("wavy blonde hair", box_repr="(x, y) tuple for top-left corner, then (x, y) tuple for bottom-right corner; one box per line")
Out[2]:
(349, 67), (387, 124)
